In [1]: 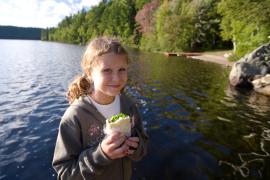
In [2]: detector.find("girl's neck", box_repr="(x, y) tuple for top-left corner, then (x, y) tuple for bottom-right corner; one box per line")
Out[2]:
(90, 91), (116, 105)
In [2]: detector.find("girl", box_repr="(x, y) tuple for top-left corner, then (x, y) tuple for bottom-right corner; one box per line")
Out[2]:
(52, 37), (148, 180)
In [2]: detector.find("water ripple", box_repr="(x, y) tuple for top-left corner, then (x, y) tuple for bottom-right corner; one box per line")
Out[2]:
(1, 40), (270, 180)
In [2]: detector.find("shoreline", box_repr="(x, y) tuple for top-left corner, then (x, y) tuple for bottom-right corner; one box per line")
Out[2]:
(189, 54), (234, 67)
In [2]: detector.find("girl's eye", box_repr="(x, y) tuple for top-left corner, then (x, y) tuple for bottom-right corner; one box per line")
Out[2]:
(119, 68), (127, 72)
(102, 68), (112, 73)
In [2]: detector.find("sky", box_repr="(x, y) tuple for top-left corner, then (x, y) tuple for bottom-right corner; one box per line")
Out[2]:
(0, 0), (101, 28)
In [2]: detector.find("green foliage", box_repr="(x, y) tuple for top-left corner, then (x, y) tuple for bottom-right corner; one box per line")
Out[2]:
(85, 2), (107, 40)
(47, 0), (140, 46)
(98, 0), (136, 44)
(140, 32), (159, 51)
(41, 28), (49, 40)
(142, 0), (230, 52)
(218, 0), (270, 57)
(45, 0), (270, 59)
(135, 0), (151, 10)
(45, 9), (88, 44)
(153, 0), (224, 52)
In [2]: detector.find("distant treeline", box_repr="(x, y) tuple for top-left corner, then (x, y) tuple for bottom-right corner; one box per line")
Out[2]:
(42, 0), (270, 60)
(0, 26), (42, 40)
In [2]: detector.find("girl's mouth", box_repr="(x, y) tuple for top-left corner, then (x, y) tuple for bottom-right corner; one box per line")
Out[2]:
(108, 85), (121, 88)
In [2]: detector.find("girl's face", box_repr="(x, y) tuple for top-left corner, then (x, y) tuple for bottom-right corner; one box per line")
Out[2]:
(90, 52), (128, 104)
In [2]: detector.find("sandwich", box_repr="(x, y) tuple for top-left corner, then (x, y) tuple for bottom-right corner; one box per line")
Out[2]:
(104, 113), (131, 137)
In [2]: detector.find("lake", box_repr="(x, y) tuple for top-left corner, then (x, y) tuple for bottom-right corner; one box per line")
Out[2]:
(0, 40), (269, 180)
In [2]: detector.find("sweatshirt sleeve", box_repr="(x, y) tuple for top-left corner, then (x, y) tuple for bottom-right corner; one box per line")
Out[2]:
(52, 114), (112, 180)
(128, 105), (149, 161)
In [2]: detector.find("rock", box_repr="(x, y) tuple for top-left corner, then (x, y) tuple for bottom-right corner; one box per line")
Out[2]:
(229, 42), (270, 88)
(252, 74), (270, 95)
(224, 52), (232, 58)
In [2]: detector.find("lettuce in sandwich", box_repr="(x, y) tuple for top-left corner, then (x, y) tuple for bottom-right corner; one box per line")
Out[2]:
(104, 113), (131, 137)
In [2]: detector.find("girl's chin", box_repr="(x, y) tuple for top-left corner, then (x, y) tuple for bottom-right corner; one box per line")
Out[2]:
(100, 90), (120, 97)
(106, 91), (121, 97)
(93, 89), (121, 98)
(107, 88), (122, 95)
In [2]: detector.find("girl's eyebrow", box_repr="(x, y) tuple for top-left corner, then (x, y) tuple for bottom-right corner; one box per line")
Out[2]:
(102, 67), (111, 71)
(100, 66), (110, 69)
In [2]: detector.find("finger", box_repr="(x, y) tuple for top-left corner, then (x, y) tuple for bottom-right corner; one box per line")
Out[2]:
(112, 144), (129, 159)
(109, 136), (126, 150)
(126, 139), (139, 149)
(128, 137), (139, 142)
(127, 149), (135, 155)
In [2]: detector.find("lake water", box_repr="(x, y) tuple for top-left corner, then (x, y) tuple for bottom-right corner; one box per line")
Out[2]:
(0, 40), (269, 180)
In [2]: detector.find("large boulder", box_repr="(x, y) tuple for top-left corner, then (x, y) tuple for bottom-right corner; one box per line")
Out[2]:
(229, 43), (270, 88)
(252, 74), (270, 96)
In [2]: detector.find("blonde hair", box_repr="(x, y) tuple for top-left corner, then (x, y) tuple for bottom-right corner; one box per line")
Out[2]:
(66, 37), (128, 104)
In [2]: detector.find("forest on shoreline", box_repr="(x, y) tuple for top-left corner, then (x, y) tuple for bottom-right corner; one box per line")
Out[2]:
(41, 0), (270, 60)
(0, 26), (42, 40)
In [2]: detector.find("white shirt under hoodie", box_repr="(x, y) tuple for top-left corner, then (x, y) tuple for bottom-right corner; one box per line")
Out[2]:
(87, 95), (120, 119)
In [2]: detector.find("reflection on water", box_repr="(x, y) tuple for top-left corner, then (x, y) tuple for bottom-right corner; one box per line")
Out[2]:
(0, 40), (270, 180)
(127, 50), (270, 180)
(219, 127), (270, 178)
(218, 86), (270, 178)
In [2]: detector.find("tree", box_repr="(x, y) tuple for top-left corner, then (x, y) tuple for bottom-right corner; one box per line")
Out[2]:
(85, 2), (107, 40)
(135, 0), (152, 10)
(218, 0), (270, 58)
(153, 0), (224, 52)
(135, 0), (160, 50)
(98, 0), (137, 44)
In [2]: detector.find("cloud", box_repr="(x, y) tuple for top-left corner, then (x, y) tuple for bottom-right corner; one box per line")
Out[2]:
(0, 0), (101, 28)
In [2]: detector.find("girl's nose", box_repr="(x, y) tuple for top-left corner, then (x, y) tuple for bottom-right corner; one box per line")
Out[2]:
(112, 72), (120, 82)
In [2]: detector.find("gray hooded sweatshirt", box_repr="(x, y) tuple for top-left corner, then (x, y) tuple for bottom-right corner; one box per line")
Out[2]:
(52, 94), (148, 180)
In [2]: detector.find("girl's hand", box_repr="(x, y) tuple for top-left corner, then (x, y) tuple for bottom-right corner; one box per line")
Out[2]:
(101, 132), (129, 159)
(125, 136), (139, 155)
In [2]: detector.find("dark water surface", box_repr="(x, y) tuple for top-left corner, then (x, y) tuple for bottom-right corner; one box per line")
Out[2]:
(0, 40), (270, 180)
